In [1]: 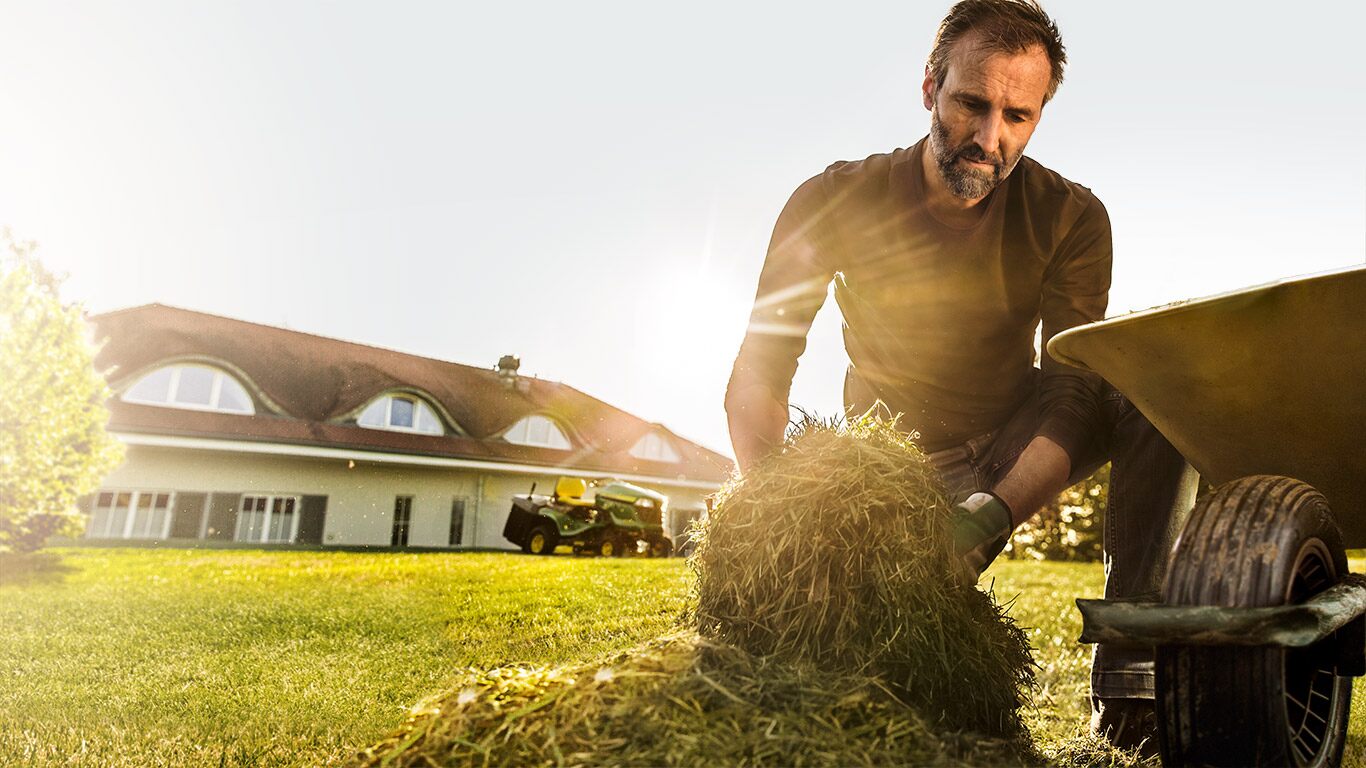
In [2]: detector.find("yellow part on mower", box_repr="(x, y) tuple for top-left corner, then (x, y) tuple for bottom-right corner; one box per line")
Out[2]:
(553, 476), (596, 507)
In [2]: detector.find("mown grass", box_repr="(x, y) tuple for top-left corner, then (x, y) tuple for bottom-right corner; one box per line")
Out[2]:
(1, 548), (1363, 766)
(0, 548), (690, 766)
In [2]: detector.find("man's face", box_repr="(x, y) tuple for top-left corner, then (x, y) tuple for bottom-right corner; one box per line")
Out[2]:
(923, 33), (1051, 201)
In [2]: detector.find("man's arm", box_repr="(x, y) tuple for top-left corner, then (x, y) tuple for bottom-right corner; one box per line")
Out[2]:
(725, 383), (789, 475)
(725, 174), (837, 473)
(1032, 194), (1112, 471)
(999, 194), (1112, 522)
(992, 435), (1071, 526)
(952, 195), (1111, 579)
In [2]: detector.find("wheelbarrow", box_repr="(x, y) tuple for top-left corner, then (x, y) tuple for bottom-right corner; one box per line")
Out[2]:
(1047, 264), (1366, 767)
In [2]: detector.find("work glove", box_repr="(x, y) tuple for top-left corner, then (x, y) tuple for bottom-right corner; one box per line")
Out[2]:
(950, 491), (1013, 585)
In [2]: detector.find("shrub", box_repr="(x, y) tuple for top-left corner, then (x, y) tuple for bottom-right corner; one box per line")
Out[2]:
(0, 230), (123, 552)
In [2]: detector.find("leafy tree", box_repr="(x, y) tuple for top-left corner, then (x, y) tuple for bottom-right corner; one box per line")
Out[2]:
(1005, 463), (1108, 562)
(0, 230), (123, 552)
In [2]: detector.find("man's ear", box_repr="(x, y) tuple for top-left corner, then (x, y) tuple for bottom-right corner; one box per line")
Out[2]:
(921, 66), (936, 112)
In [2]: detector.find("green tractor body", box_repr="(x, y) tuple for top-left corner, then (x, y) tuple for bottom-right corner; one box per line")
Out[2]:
(502, 477), (674, 557)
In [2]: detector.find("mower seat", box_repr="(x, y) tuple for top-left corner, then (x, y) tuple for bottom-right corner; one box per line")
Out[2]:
(554, 477), (596, 507)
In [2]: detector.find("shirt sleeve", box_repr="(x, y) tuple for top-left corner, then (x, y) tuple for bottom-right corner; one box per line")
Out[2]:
(1035, 193), (1112, 463)
(725, 173), (839, 409)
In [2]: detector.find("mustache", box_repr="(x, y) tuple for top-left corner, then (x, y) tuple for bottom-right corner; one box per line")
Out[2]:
(953, 144), (1004, 168)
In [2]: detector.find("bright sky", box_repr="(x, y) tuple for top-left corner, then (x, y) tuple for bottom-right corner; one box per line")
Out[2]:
(2, 1), (1363, 459)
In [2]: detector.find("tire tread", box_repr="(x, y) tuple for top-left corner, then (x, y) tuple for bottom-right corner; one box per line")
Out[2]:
(1156, 475), (1350, 767)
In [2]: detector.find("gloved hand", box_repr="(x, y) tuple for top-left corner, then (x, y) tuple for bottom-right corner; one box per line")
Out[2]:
(950, 491), (1013, 584)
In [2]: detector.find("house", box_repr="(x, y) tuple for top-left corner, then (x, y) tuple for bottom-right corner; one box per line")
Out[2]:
(80, 304), (733, 550)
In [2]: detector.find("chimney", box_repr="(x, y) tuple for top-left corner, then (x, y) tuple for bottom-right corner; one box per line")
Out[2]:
(496, 354), (521, 389)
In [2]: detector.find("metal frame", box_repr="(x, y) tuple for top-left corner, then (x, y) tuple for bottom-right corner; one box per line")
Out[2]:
(1077, 573), (1366, 650)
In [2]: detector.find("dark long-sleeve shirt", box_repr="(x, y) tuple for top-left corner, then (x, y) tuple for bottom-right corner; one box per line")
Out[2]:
(726, 138), (1111, 461)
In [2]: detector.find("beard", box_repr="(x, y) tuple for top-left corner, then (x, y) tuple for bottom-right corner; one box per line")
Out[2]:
(928, 108), (1024, 200)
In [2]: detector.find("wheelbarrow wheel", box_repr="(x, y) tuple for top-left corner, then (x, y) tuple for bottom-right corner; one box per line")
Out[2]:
(1156, 475), (1351, 767)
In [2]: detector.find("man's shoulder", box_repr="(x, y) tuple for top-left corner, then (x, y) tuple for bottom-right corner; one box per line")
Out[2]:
(1014, 155), (1105, 215)
(819, 146), (916, 190)
(791, 146), (918, 214)
(1012, 156), (1111, 256)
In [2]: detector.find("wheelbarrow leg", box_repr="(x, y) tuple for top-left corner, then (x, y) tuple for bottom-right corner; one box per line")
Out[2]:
(1090, 390), (1200, 703)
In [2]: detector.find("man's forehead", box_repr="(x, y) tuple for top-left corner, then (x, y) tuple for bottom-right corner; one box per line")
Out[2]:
(941, 33), (1051, 107)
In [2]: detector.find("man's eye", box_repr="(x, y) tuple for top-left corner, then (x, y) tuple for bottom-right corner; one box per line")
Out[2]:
(1007, 114), (1028, 124)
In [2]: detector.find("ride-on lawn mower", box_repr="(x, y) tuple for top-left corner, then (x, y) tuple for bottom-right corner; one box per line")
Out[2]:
(503, 477), (674, 557)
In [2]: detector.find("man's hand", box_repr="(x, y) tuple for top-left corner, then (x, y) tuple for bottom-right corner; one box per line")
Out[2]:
(951, 491), (1014, 584)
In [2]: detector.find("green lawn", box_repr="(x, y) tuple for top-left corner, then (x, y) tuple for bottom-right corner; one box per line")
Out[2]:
(1, 548), (1363, 766)
(0, 549), (691, 766)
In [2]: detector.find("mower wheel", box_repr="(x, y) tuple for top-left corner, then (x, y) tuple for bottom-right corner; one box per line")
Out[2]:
(1155, 475), (1351, 767)
(597, 537), (618, 558)
(525, 524), (559, 556)
(649, 537), (673, 558)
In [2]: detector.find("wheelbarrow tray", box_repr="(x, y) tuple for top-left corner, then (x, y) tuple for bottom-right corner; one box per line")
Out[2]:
(1047, 264), (1366, 547)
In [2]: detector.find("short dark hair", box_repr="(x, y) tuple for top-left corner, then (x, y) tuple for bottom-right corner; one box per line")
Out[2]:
(927, 0), (1067, 104)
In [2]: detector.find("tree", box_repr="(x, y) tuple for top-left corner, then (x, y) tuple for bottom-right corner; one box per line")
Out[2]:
(0, 230), (123, 552)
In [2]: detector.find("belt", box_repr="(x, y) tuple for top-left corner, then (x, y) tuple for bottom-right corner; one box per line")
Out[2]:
(924, 428), (998, 468)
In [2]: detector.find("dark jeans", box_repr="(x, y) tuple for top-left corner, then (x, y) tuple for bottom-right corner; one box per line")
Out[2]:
(925, 374), (1200, 699)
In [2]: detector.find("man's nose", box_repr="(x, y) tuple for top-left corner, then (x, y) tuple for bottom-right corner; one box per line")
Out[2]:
(973, 112), (1005, 157)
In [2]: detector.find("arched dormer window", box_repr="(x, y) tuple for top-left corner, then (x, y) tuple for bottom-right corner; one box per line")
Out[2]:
(122, 363), (255, 414)
(503, 414), (571, 450)
(630, 430), (681, 463)
(356, 394), (444, 435)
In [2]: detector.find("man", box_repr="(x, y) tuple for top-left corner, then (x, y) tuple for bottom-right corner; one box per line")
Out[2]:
(724, 0), (1198, 752)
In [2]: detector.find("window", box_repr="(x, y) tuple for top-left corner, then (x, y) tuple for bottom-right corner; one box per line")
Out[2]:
(87, 490), (174, 539)
(123, 364), (255, 414)
(503, 414), (571, 449)
(235, 495), (299, 544)
(448, 498), (466, 546)
(392, 496), (413, 547)
(357, 395), (444, 435)
(629, 431), (682, 463)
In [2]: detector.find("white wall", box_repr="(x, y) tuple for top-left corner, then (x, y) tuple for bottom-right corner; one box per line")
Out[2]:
(96, 444), (720, 549)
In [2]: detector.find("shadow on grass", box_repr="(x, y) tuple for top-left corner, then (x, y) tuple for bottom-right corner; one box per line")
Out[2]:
(0, 552), (77, 588)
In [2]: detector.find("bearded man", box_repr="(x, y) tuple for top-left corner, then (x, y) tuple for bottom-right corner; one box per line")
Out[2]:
(724, 0), (1198, 752)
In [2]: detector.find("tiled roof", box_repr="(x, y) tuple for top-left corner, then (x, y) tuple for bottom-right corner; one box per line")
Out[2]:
(90, 304), (733, 484)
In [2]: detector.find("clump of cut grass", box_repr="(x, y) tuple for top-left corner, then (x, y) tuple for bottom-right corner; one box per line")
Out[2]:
(355, 416), (1039, 766)
(1047, 730), (1160, 767)
(692, 415), (1036, 736)
(353, 632), (1039, 768)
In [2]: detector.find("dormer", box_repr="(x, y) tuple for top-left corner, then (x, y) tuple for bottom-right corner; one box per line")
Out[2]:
(502, 414), (571, 450)
(355, 392), (446, 435)
(630, 429), (681, 463)
(121, 362), (255, 415)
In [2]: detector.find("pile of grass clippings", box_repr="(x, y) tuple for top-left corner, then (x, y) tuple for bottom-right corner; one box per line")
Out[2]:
(356, 416), (1040, 767)
(354, 632), (1037, 768)
(692, 416), (1036, 736)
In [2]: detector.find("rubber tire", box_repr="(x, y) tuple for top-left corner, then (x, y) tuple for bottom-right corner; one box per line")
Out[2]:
(1155, 475), (1351, 767)
(597, 537), (617, 558)
(525, 524), (559, 556)
(649, 537), (673, 558)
